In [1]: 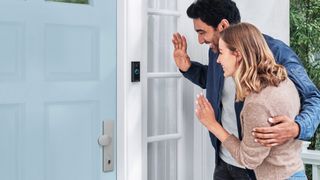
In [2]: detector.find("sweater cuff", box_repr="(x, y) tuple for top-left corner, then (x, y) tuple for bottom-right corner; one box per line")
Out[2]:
(222, 134), (240, 151)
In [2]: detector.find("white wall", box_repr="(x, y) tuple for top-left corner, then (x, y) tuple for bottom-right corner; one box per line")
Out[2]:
(236, 0), (290, 44)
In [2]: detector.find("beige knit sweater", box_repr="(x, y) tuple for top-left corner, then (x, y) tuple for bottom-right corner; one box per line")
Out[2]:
(222, 79), (304, 180)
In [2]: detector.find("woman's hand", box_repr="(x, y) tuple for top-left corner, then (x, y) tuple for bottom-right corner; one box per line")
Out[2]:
(195, 93), (217, 128)
(195, 93), (230, 142)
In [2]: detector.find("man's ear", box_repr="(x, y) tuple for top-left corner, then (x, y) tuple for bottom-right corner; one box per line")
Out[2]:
(218, 19), (230, 32)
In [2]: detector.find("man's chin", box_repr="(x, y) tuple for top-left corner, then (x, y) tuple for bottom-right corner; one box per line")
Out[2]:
(210, 47), (218, 53)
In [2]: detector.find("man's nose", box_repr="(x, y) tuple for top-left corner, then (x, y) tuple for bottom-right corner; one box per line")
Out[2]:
(198, 35), (205, 44)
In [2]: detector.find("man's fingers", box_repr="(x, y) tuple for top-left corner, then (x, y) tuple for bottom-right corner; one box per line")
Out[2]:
(269, 115), (290, 124)
(255, 138), (278, 145)
(265, 143), (279, 147)
(172, 39), (178, 49)
(176, 33), (182, 49)
(172, 33), (179, 49)
(252, 127), (275, 134)
(182, 35), (187, 51)
(252, 132), (277, 139)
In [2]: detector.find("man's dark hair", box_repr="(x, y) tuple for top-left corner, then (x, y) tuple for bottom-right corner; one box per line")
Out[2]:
(187, 0), (241, 28)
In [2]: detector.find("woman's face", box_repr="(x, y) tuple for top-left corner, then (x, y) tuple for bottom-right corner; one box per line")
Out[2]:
(217, 38), (239, 77)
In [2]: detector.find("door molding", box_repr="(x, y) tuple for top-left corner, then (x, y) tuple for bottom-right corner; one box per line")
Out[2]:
(117, 0), (127, 179)
(117, 0), (144, 180)
(117, 0), (209, 179)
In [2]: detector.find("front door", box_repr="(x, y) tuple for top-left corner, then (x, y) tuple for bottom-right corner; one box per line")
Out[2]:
(0, 0), (116, 180)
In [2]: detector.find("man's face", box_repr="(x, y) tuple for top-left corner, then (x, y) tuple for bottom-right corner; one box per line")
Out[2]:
(193, 18), (220, 53)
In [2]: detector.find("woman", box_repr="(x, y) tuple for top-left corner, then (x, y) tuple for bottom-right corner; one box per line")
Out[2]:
(195, 23), (307, 179)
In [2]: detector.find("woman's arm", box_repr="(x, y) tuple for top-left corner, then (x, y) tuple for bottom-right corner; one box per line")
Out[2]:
(195, 95), (271, 169)
(222, 103), (272, 169)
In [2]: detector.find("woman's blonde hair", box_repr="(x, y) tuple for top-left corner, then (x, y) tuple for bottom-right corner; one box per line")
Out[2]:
(220, 22), (288, 101)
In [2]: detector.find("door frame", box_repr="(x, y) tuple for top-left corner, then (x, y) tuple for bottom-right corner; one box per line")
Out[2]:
(116, 0), (209, 180)
(117, 0), (127, 179)
(117, 0), (144, 180)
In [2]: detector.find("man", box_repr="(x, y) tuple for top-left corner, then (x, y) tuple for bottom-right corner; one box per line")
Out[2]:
(172, 0), (320, 179)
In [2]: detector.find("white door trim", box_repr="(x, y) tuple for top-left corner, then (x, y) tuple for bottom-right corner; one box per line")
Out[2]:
(117, 0), (209, 180)
(117, 0), (144, 180)
(117, 0), (127, 179)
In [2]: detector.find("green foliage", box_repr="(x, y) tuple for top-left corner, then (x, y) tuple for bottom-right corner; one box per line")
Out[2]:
(290, 0), (320, 89)
(290, 0), (320, 178)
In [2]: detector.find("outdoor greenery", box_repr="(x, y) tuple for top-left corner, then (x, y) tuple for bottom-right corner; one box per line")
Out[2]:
(290, 0), (320, 179)
(290, 0), (320, 149)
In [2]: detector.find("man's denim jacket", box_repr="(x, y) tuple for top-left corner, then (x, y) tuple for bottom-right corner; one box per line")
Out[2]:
(182, 34), (320, 165)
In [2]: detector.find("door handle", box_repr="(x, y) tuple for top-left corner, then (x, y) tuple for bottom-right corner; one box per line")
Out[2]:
(98, 121), (113, 172)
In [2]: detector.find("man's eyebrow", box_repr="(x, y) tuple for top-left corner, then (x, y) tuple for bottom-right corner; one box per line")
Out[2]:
(195, 29), (205, 33)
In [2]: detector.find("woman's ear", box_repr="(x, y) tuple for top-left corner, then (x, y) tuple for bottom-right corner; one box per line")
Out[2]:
(234, 50), (242, 63)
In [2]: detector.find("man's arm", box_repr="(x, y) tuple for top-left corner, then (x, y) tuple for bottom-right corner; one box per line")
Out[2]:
(181, 61), (208, 89)
(253, 42), (320, 145)
(286, 63), (320, 140)
(172, 33), (208, 89)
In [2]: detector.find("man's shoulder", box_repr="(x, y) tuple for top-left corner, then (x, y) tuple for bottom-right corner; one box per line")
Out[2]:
(263, 34), (298, 64)
(263, 34), (286, 49)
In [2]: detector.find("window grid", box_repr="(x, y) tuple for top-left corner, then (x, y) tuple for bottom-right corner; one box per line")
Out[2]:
(145, 1), (182, 178)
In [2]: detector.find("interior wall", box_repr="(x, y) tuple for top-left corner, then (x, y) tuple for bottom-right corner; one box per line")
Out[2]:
(236, 0), (290, 44)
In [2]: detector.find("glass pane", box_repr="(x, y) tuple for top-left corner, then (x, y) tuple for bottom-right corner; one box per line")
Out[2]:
(148, 15), (178, 73)
(148, 0), (177, 10)
(148, 140), (177, 180)
(47, 0), (89, 4)
(148, 78), (178, 136)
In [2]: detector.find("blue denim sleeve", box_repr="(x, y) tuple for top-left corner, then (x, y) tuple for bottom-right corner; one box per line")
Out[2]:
(287, 65), (320, 140)
(275, 45), (320, 140)
(180, 61), (208, 89)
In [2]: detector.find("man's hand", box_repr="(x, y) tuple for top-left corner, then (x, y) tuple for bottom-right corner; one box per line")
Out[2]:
(252, 115), (300, 147)
(172, 32), (191, 72)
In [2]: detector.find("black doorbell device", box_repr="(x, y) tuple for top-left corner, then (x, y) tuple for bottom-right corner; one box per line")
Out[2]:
(131, 61), (140, 82)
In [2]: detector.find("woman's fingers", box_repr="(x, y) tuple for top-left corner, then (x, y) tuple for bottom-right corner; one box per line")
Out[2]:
(204, 96), (214, 112)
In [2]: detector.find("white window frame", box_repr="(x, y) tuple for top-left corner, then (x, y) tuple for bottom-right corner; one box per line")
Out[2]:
(117, 0), (213, 180)
(142, 6), (183, 180)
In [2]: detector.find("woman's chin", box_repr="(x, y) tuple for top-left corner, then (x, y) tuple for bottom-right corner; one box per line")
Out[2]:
(223, 72), (231, 77)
